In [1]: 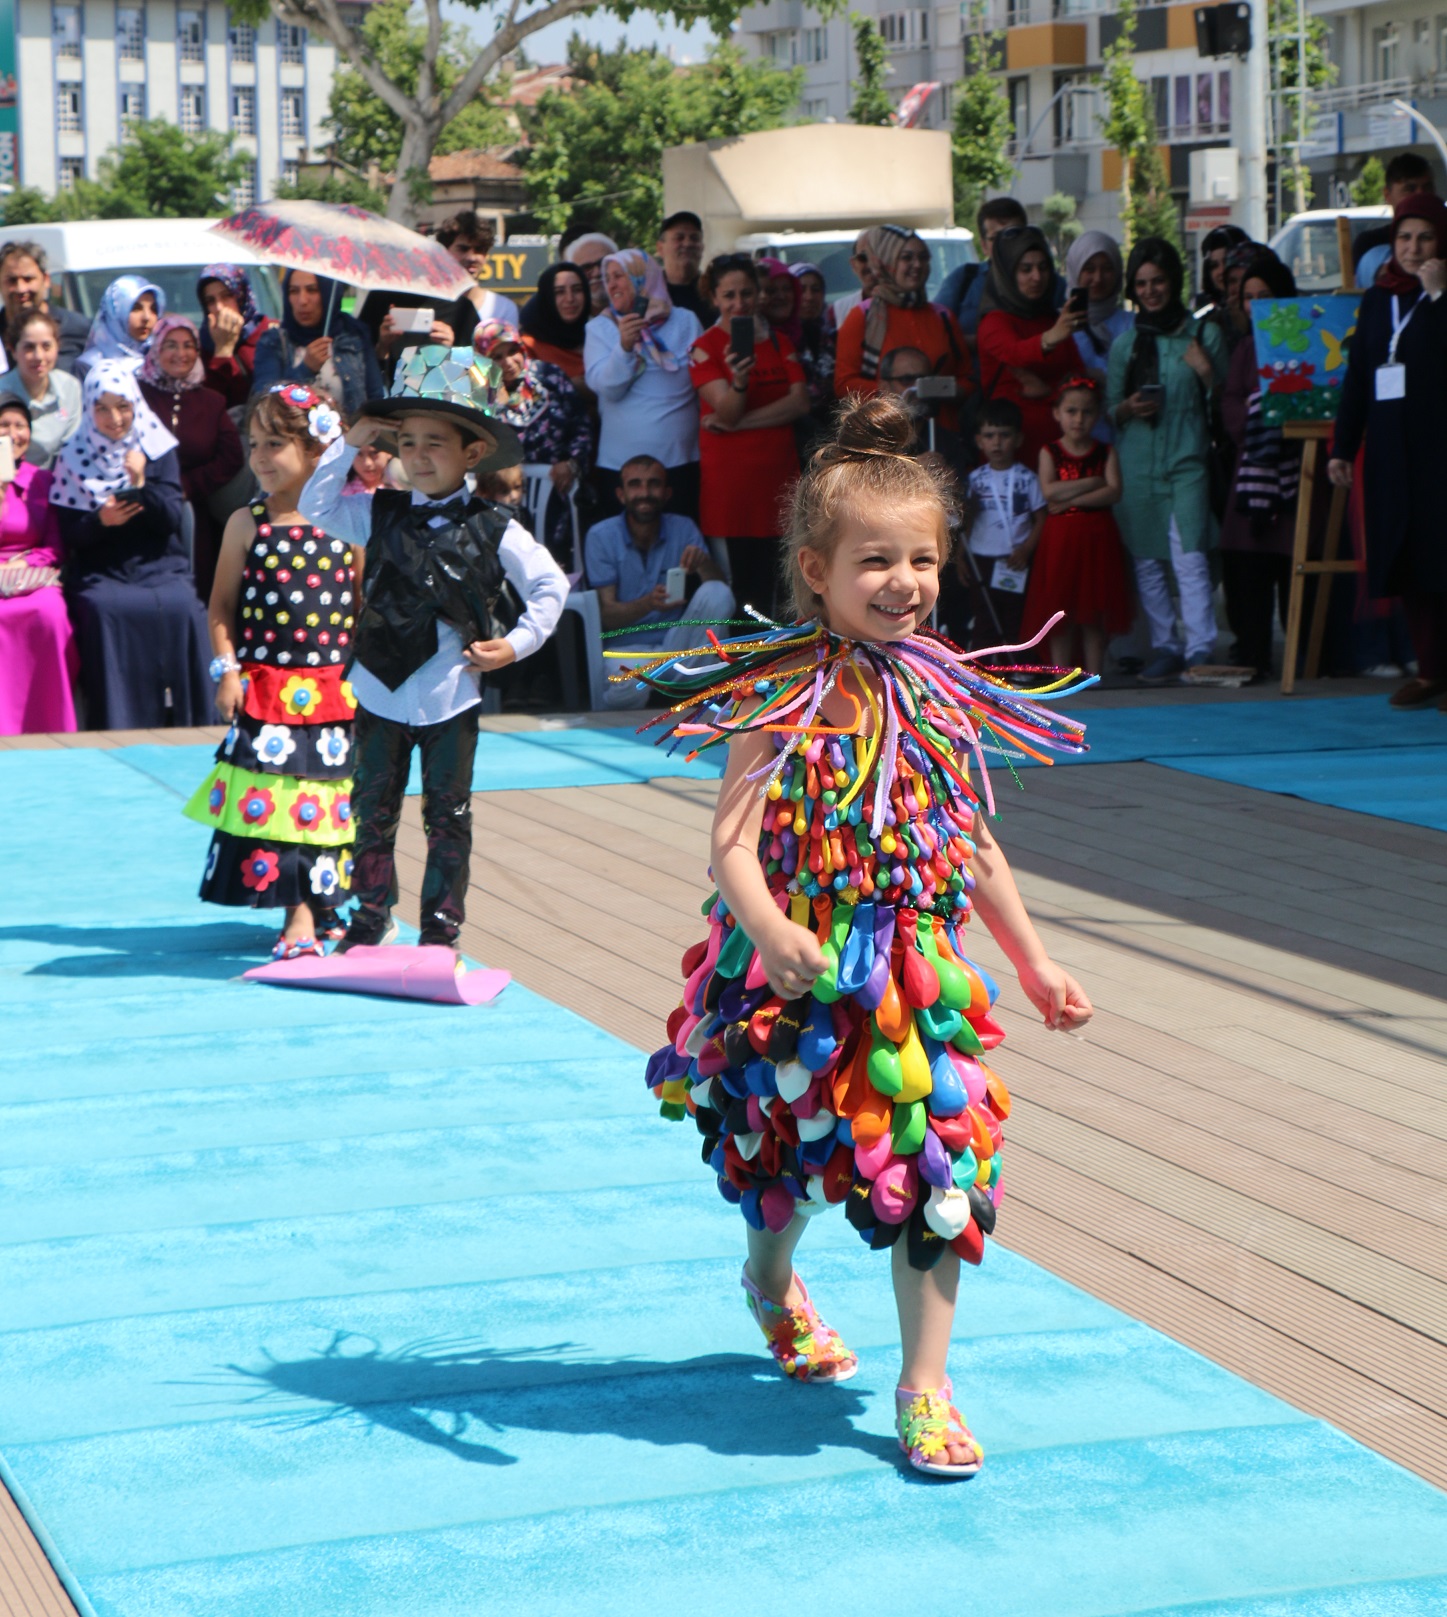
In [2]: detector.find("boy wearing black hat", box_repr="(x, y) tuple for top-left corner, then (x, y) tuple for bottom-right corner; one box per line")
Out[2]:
(300, 345), (568, 953)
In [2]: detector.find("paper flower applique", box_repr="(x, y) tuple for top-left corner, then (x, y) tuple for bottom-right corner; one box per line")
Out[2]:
(278, 674), (321, 716)
(254, 723), (296, 766)
(317, 726), (350, 767)
(290, 791), (324, 832)
(240, 848), (280, 891)
(308, 403), (342, 444)
(239, 785), (276, 827)
(207, 778), (227, 816)
(328, 791), (352, 830)
(309, 854), (343, 898)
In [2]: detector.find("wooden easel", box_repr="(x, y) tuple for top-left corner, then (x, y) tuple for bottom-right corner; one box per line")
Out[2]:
(1279, 421), (1356, 694)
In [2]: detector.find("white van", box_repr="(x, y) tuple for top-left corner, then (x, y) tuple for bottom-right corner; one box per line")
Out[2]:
(0, 218), (282, 322)
(734, 227), (976, 307)
(1268, 206), (1391, 294)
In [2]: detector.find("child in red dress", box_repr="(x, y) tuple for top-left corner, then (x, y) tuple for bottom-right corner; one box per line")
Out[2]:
(1021, 377), (1132, 674)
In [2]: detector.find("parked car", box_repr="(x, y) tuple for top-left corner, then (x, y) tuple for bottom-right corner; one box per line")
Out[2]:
(1268, 205), (1392, 293)
(0, 218), (282, 323)
(734, 227), (977, 306)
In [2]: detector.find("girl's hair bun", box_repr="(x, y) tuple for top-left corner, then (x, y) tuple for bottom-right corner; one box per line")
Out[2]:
(829, 392), (918, 460)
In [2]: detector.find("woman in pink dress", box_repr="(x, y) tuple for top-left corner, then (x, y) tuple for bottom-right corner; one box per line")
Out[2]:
(0, 397), (78, 733)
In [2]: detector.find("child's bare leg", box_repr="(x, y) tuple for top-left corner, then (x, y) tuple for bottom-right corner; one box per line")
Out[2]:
(281, 900), (315, 943)
(745, 1215), (809, 1306)
(1080, 624), (1107, 676)
(1046, 624), (1075, 669)
(893, 1243), (976, 1465)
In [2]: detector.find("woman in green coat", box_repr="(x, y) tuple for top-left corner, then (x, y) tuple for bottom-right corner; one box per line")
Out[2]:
(1107, 237), (1228, 682)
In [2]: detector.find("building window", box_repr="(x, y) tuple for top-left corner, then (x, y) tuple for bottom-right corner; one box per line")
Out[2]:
(228, 22), (255, 63)
(178, 8), (204, 62)
(52, 5), (82, 58)
(233, 165), (256, 207)
(879, 10), (928, 46)
(764, 30), (796, 64)
(280, 89), (305, 138)
(117, 6), (145, 60)
(1375, 21), (1400, 80)
(231, 85), (255, 135)
(802, 96), (830, 120)
(120, 84), (146, 124)
(1173, 74), (1191, 134)
(179, 87), (205, 133)
(1151, 75), (1169, 134)
(56, 84), (83, 133)
(279, 24), (306, 65)
(1007, 75), (1030, 146)
(800, 25), (828, 63)
(1217, 69), (1231, 130)
(1439, 15), (1447, 75)
(59, 156), (85, 189)
(281, 159), (299, 188)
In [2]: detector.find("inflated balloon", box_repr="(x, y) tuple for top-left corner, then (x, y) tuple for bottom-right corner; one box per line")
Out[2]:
(637, 617), (1092, 1270)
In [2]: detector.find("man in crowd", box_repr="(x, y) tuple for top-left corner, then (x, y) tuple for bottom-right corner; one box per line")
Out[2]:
(435, 210), (520, 326)
(1353, 152), (1437, 284)
(583, 454), (735, 708)
(656, 210), (709, 318)
(938, 197), (1032, 340)
(832, 229), (878, 326)
(877, 346), (968, 472)
(0, 242), (91, 373)
(562, 228), (620, 314)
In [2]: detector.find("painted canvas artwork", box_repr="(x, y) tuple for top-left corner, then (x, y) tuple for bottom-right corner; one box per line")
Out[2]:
(1249, 294), (1362, 426)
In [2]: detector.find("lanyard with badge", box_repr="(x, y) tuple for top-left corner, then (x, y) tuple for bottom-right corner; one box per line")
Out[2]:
(1376, 295), (1416, 400)
(986, 467), (1029, 594)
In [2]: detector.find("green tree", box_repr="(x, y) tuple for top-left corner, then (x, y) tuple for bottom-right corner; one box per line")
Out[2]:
(1271, 0), (1336, 214)
(0, 186), (60, 225)
(849, 15), (894, 126)
(1097, 0), (1179, 254)
(524, 41), (801, 243)
(950, 10), (1012, 222)
(274, 168), (388, 214)
(230, 0), (828, 224)
(39, 121), (250, 220)
(322, 0), (511, 182)
(1041, 191), (1083, 261)
(1350, 155), (1385, 205)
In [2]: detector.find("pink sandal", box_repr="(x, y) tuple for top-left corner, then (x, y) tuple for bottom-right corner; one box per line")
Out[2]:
(271, 934), (323, 962)
(741, 1267), (858, 1384)
(895, 1378), (984, 1478)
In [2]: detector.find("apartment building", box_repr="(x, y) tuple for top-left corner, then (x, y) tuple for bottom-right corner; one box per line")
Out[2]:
(8, 0), (363, 202)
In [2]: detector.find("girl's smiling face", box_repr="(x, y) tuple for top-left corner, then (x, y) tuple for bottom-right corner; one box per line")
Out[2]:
(798, 504), (942, 641)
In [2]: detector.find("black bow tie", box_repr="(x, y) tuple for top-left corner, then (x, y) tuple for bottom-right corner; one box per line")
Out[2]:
(416, 498), (471, 525)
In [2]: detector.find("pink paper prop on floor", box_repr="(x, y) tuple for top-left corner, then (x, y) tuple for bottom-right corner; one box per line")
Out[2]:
(243, 944), (510, 1006)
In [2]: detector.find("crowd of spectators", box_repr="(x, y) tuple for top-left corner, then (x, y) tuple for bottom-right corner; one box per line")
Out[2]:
(4, 162), (1446, 735)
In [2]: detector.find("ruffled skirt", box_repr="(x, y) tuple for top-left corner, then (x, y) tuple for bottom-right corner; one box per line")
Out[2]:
(646, 892), (1009, 1270)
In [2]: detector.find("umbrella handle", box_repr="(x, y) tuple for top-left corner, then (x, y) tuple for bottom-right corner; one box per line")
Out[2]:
(323, 277), (339, 337)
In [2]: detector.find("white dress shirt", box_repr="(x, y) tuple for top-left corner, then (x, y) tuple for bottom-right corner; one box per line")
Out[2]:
(300, 437), (568, 725)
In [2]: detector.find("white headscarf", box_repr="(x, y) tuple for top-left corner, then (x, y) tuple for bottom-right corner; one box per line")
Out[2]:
(49, 359), (179, 512)
(77, 274), (164, 376)
(1064, 230), (1125, 353)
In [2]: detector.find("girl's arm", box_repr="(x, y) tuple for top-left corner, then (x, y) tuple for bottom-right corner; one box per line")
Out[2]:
(970, 812), (1092, 1030)
(712, 729), (826, 999)
(1051, 446), (1121, 510)
(735, 380), (811, 430)
(1038, 445), (1106, 505)
(207, 504), (254, 721)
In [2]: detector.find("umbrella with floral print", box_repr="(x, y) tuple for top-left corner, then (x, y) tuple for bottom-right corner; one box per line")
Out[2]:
(208, 200), (475, 304)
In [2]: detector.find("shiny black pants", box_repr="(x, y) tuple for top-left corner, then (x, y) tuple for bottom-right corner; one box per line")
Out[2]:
(350, 704), (478, 944)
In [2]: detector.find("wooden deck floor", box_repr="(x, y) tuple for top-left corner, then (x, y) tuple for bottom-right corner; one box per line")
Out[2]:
(4, 709), (1446, 1613)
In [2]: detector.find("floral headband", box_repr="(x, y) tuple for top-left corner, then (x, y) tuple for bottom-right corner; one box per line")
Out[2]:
(1055, 375), (1100, 401)
(270, 383), (343, 445)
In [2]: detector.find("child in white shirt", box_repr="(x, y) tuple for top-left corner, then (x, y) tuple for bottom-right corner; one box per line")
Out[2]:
(959, 398), (1046, 652)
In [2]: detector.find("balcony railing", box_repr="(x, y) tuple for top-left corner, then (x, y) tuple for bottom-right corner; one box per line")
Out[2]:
(1308, 76), (1413, 113)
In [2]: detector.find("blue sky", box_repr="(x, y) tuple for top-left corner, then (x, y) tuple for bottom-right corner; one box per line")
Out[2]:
(442, 3), (723, 67)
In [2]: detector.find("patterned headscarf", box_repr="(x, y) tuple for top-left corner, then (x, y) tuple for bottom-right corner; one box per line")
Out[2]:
(196, 263), (265, 354)
(472, 318), (541, 418)
(139, 314), (205, 393)
(860, 225), (928, 380)
(78, 274), (164, 374)
(601, 249), (681, 371)
(49, 359), (179, 511)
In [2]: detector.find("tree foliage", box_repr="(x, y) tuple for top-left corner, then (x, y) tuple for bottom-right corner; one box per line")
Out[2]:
(323, 0), (511, 178)
(1097, 0), (1179, 255)
(1041, 192), (1083, 260)
(523, 39), (801, 244)
(273, 168), (388, 214)
(1270, 0), (1335, 213)
(1350, 155), (1385, 206)
(849, 15), (894, 126)
(951, 11), (1012, 222)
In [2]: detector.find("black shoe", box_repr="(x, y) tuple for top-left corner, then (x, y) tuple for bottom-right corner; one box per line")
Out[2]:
(336, 913), (399, 952)
(418, 929), (461, 957)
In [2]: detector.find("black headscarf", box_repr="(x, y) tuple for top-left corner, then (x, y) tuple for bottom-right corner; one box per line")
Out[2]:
(1197, 224), (1251, 307)
(520, 262), (591, 353)
(1123, 237), (1192, 404)
(1237, 249), (1297, 305)
(978, 225), (1059, 322)
(280, 267), (344, 343)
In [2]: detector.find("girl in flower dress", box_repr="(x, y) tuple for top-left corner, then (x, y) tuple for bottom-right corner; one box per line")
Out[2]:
(641, 396), (1094, 1480)
(184, 384), (358, 958)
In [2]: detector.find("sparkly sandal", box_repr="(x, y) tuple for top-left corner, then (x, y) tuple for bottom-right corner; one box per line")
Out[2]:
(741, 1266), (859, 1384)
(314, 908), (348, 943)
(271, 934), (323, 962)
(895, 1378), (984, 1478)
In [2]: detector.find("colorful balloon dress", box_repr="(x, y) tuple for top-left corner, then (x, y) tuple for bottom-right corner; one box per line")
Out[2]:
(184, 505), (358, 910)
(642, 622), (1088, 1271)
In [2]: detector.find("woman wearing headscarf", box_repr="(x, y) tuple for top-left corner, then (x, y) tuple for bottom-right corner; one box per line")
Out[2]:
(583, 248), (703, 519)
(1217, 249), (1306, 680)
(1197, 240), (1259, 361)
(1330, 192), (1447, 709)
(1196, 224), (1251, 312)
(138, 315), (244, 599)
(251, 268), (383, 419)
(834, 226), (970, 423)
(519, 262), (592, 385)
(197, 264), (274, 408)
(788, 261), (836, 445)
(75, 274), (163, 380)
(1108, 236), (1229, 683)
(1064, 230), (1133, 403)
(51, 359), (210, 728)
(473, 318), (594, 567)
(976, 225), (1087, 463)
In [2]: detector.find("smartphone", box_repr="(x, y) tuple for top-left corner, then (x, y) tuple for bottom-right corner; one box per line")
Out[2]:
(664, 565), (687, 607)
(392, 305), (434, 334)
(914, 375), (958, 400)
(631, 292), (650, 320)
(729, 316), (754, 364)
(1138, 383), (1165, 406)
(1067, 286), (1088, 315)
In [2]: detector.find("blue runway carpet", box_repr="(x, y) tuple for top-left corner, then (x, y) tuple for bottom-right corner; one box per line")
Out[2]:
(4, 746), (1447, 1616)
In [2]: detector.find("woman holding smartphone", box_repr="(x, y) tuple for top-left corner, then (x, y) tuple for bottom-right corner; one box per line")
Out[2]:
(1108, 237), (1227, 684)
(688, 253), (810, 616)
